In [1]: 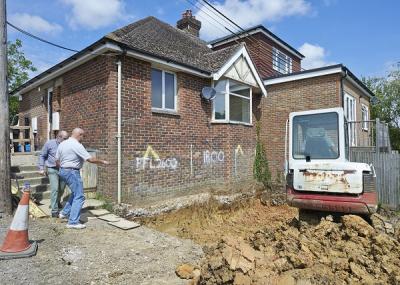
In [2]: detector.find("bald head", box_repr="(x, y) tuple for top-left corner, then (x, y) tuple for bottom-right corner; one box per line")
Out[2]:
(56, 130), (69, 143)
(71, 128), (85, 142)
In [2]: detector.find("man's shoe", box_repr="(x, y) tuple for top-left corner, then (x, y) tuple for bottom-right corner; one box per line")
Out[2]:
(66, 223), (86, 229)
(51, 212), (59, 218)
(59, 212), (68, 219)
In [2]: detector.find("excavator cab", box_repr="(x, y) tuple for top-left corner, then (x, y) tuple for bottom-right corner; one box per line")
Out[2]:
(286, 108), (378, 214)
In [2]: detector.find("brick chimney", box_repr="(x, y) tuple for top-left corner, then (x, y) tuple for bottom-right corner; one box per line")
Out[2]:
(176, 10), (201, 37)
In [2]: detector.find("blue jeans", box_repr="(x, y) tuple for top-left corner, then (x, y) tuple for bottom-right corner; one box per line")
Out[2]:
(59, 169), (85, 225)
(47, 167), (66, 214)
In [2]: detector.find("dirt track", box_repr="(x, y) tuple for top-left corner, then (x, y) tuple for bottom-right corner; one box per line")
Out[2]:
(0, 211), (202, 285)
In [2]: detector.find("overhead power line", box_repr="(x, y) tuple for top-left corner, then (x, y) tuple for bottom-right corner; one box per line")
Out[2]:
(7, 21), (79, 53)
(184, 0), (296, 70)
(7, 21), (120, 57)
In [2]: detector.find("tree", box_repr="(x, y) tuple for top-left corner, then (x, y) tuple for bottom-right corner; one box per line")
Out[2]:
(7, 39), (36, 123)
(363, 67), (400, 150)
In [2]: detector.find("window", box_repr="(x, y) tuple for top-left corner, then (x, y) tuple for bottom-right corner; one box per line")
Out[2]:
(361, 104), (369, 130)
(292, 112), (339, 160)
(151, 68), (177, 112)
(344, 93), (356, 146)
(272, 47), (292, 74)
(212, 79), (252, 124)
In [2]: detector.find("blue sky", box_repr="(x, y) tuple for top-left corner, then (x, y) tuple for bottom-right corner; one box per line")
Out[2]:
(7, 0), (400, 79)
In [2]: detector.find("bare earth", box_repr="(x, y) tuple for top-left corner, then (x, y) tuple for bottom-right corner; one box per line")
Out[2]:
(2, 193), (400, 285)
(0, 211), (202, 285)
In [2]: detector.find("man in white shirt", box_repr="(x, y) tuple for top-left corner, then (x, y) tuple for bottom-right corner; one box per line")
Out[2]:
(56, 128), (109, 229)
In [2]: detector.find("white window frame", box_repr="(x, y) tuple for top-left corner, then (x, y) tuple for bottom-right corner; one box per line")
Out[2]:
(211, 79), (252, 125)
(361, 104), (369, 131)
(272, 47), (292, 74)
(151, 68), (178, 113)
(344, 93), (357, 146)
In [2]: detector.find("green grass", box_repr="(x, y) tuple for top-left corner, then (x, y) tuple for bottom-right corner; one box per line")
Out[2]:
(95, 192), (114, 212)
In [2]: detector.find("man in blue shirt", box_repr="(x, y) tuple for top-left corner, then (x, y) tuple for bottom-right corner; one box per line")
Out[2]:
(38, 130), (69, 217)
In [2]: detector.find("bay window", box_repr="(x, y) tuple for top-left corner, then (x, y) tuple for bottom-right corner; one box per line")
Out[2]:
(212, 79), (252, 124)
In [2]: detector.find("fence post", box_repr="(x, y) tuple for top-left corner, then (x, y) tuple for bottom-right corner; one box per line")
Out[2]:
(375, 118), (380, 153)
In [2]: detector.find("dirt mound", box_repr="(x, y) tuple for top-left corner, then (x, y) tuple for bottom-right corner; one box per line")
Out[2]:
(199, 215), (400, 285)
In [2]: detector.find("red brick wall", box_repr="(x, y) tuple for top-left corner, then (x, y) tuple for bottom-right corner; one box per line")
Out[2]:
(261, 74), (341, 180)
(19, 85), (50, 150)
(21, 54), (259, 204)
(117, 56), (258, 205)
(212, 32), (302, 79)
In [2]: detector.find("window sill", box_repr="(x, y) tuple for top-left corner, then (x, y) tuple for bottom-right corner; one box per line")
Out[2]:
(152, 108), (179, 116)
(211, 120), (253, 126)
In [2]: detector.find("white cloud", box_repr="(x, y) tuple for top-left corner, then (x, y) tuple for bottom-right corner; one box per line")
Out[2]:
(195, 0), (312, 40)
(62, 0), (128, 29)
(298, 43), (335, 69)
(8, 13), (62, 34)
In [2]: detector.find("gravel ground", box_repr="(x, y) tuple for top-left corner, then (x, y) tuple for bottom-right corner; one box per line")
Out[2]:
(0, 211), (203, 285)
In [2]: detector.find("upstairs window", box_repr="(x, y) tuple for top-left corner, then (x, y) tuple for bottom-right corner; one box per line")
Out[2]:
(273, 47), (292, 74)
(361, 104), (369, 130)
(151, 68), (177, 112)
(212, 79), (252, 124)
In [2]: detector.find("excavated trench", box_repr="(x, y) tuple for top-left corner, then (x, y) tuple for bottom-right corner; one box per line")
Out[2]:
(138, 191), (400, 285)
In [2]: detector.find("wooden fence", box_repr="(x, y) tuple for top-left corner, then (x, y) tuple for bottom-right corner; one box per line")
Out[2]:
(81, 150), (98, 190)
(350, 151), (400, 209)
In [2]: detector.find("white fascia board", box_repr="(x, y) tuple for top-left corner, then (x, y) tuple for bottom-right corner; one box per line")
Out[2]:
(124, 50), (211, 78)
(212, 28), (303, 59)
(213, 46), (267, 97)
(18, 43), (121, 95)
(264, 67), (343, 86)
(345, 76), (372, 98)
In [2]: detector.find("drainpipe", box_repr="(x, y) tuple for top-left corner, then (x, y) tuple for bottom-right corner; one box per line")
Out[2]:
(116, 60), (122, 204)
(340, 67), (348, 158)
(340, 67), (348, 107)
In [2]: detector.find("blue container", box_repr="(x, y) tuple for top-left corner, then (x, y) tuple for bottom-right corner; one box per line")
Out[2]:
(17, 144), (22, 152)
(25, 143), (31, 152)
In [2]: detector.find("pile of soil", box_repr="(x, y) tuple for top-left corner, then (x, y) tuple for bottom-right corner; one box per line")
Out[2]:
(198, 214), (400, 285)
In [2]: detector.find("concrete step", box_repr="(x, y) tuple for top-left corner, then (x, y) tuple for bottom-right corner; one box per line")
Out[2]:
(33, 190), (97, 202)
(37, 197), (103, 216)
(12, 177), (49, 187)
(13, 171), (42, 179)
(11, 165), (38, 173)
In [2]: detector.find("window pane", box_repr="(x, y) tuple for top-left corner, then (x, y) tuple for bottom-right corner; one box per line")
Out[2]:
(214, 80), (226, 93)
(165, 72), (175, 109)
(292, 112), (339, 159)
(231, 88), (250, 97)
(230, 81), (250, 97)
(229, 95), (250, 123)
(214, 92), (225, 120)
(151, 69), (162, 108)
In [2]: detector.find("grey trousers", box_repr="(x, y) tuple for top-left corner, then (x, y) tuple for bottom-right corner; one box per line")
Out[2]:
(47, 167), (66, 214)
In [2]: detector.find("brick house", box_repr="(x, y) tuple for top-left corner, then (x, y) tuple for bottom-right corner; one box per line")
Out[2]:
(13, 12), (267, 205)
(209, 30), (375, 180)
(13, 11), (374, 204)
